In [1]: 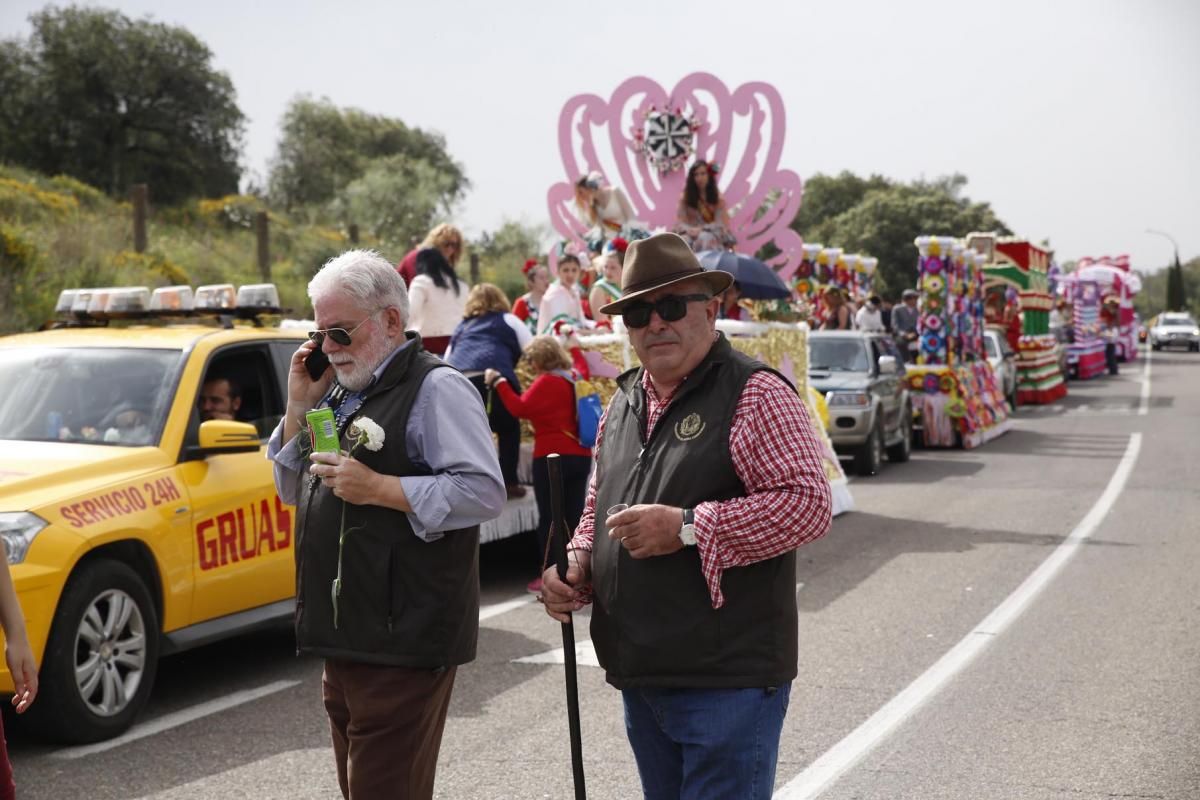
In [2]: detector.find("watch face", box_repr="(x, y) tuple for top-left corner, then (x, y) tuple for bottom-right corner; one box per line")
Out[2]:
(679, 525), (697, 546)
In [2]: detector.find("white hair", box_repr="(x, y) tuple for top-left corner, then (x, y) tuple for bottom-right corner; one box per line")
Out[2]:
(308, 249), (409, 327)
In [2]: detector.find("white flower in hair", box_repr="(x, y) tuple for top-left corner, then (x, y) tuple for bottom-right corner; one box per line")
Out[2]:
(348, 417), (385, 452)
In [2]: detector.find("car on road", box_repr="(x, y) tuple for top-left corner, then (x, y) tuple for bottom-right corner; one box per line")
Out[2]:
(0, 285), (306, 743)
(808, 331), (912, 476)
(983, 327), (1018, 409)
(1148, 312), (1199, 351)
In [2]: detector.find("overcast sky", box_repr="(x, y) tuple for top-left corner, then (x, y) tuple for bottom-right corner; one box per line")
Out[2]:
(3, 0), (1198, 271)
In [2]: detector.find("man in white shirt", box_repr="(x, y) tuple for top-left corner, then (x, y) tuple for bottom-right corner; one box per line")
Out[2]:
(855, 295), (885, 332)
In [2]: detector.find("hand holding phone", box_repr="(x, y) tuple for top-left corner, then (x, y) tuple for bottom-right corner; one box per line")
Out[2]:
(305, 347), (331, 381)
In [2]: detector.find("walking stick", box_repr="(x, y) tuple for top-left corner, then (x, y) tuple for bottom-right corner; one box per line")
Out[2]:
(547, 454), (587, 799)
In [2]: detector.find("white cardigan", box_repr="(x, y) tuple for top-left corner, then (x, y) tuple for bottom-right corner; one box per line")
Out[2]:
(408, 275), (469, 338)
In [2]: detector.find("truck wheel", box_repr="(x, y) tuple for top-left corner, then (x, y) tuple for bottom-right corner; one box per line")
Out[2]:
(854, 422), (884, 477)
(887, 407), (912, 463)
(25, 559), (159, 743)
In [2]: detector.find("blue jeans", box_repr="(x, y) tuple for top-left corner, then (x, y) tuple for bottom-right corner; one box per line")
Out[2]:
(622, 684), (791, 800)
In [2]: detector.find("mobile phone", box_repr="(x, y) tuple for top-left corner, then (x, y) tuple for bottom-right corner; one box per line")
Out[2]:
(305, 347), (331, 381)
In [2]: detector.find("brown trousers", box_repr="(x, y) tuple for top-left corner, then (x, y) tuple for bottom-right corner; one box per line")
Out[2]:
(322, 659), (458, 800)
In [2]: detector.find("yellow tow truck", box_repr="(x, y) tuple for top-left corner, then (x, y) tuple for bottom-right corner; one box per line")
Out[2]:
(0, 284), (307, 742)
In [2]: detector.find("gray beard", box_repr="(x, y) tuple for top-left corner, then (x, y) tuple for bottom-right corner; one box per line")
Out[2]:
(334, 335), (397, 391)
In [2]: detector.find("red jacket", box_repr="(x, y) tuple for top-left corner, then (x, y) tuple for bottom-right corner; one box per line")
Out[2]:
(396, 248), (419, 286)
(494, 373), (592, 458)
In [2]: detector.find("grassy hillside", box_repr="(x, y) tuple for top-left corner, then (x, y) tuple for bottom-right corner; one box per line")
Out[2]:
(0, 164), (379, 333)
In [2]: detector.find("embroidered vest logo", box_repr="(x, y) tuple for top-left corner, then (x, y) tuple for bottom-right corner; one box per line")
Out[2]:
(674, 412), (705, 442)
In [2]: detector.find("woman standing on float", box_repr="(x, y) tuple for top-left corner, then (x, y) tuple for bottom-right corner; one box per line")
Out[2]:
(512, 259), (549, 334)
(675, 160), (735, 252)
(589, 239), (625, 328)
(574, 171), (636, 236)
(537, 254), (588, 335)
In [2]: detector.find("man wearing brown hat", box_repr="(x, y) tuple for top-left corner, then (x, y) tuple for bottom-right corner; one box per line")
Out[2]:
(541, 232), (833, 799)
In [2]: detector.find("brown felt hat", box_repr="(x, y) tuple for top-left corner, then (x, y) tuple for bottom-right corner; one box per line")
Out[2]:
(598, 232), (733, 315)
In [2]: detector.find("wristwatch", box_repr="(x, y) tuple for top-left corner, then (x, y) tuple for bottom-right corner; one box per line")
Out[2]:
(679, 508), (697, 546)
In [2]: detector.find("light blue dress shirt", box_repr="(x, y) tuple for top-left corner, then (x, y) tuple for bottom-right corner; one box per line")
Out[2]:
(267, 339), (505, 541)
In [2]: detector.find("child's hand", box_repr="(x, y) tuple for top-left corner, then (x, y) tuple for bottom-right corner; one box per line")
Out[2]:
(6, 639), (38, 713)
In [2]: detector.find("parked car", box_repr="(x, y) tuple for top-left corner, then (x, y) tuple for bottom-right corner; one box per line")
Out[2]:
(1149, 312), (1199, 351)
(983, 327), (1019, 409)
(0, 285), (306, 743)
(808, 331), (911, 476)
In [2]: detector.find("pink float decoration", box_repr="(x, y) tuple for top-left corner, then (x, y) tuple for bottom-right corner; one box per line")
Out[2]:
(547, 72), (805, 280)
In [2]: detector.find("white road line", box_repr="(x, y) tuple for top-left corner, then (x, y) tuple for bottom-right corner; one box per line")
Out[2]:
(57, 595), (533, 760)
(55, 679), (302, 760)
(1138, 347), (1152, 416)
(774, 432), (1143, 800)
(479, 594), (536, 622)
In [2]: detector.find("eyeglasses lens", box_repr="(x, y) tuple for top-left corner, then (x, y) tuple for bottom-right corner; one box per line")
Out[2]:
(624, 296), (689, 329)
(307, 328), (353, 347)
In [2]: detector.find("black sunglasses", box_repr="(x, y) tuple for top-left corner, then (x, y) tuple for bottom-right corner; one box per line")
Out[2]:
(308, 315), (375, 347)
(621, 293), (712, 329)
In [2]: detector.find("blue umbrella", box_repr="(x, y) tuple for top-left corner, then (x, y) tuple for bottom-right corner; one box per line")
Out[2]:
(696, 250), (791, 300)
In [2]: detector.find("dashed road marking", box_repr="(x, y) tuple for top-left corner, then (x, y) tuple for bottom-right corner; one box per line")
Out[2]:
(55, 679), (302, 760)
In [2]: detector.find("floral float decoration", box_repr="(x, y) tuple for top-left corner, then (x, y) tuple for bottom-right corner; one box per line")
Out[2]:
(632, 105), (701, 174)
(906, 236), (1011, 449)
(547, 72), (805, 280)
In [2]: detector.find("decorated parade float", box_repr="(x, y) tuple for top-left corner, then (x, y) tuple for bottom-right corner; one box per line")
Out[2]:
(1056, 273), (1107, 380)
(540, 72), (853, 516)
(970, 233), (1068, 404)
(1072, 255), (1142, 362)
(906, 236), (1011, 448)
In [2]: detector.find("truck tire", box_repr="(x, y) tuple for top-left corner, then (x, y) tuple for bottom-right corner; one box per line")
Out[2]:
(854, 421), (884, 477)
(887, 406), (912, 463)
(25, 559), (159, 743)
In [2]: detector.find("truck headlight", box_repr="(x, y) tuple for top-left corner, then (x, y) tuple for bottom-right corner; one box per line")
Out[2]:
(827, 391), (870, 407)
(0, 513), (48, 564)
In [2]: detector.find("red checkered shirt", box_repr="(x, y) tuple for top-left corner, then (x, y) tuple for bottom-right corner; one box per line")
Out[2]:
(570, 368), (832, 608)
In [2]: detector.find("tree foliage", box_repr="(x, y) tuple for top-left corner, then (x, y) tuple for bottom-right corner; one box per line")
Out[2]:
(268, 97), (468, 212)
(1136, 255), (1199, 320)
(1165, 256), (1187, 312)
(328, 154), (461, 249)
(0, 6), (244, 204)
(472, 220), (549, 301)
(792, 172), (1010, 296)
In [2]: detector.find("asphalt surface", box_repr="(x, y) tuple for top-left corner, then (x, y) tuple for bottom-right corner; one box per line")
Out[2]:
(9, 347), (1198, 800)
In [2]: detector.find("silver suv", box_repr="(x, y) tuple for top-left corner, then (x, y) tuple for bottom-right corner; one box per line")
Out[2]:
(1149, 312), (1199, 351)
(808, 331), (912, 476)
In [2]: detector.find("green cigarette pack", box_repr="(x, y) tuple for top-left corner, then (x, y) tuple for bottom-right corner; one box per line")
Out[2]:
(306, 407), (339, 453)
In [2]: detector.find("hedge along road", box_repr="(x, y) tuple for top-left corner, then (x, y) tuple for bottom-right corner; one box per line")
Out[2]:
(8, 349), (1199, 800)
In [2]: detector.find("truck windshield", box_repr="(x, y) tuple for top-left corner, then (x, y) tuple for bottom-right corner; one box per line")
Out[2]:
(1160, 315), (1196, 328)
(809, 339), (870, 372)
(0, 347), (182, 446)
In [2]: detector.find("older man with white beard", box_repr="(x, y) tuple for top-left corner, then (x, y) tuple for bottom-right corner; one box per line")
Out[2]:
(267, 249), (504, 800)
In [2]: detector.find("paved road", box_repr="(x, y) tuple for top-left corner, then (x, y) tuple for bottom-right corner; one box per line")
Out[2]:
(9, 348), (1198, 799)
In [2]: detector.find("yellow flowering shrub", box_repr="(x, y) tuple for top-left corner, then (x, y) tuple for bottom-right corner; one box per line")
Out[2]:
(0, 177), (79, 219)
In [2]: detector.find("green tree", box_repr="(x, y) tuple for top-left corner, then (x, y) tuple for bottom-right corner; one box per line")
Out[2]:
(268, 97), (468, 211)
(1165, 255), (1186, 311)
(328, 154), (460, 249)
(1139, 255), (1199, 319)
(0, 6), (244, 204)
(791, 170), (891, 234)
(792, 173), (1009, 295)
(472, 220), (549, 300)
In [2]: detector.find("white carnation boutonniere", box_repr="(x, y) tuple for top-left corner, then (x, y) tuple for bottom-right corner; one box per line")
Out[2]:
(348, 417), (385, 452)
(331, 416), (385, 628)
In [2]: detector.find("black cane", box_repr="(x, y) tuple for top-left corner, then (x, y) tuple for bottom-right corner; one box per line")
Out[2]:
(547, 454), (586, 799)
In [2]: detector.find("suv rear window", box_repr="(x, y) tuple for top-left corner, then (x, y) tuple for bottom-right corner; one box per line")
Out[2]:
(810, 339), (870, 372)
